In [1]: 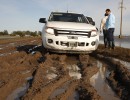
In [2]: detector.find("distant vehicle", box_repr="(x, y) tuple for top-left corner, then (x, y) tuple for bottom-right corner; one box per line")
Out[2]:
(39, 12), (99, 54)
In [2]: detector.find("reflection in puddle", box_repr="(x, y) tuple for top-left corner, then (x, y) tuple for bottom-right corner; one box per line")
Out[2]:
(46, 73), (57, 80)
(67, 64), (81, 79)
(46, 67), (57, 80)
(46, 64), (81, 80)
(90, 61), (120, 100)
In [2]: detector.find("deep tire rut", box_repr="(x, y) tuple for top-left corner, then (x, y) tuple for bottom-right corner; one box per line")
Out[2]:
(0, 37), (130, 100)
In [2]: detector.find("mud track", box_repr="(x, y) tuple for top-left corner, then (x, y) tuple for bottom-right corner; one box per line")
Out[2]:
(0, 37), (130, 100)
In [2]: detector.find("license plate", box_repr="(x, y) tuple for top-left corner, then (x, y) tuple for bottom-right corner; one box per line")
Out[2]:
(68, 36), (78, 39)
(69, 42), (77, 47)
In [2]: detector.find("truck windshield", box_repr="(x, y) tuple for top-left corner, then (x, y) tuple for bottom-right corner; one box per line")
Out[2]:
(48, 13), (88, 23)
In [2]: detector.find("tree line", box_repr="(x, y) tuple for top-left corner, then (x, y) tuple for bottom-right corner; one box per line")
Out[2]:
(0, 30), (42, 37)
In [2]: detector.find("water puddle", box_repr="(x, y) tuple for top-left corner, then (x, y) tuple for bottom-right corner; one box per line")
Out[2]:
(65, 56), (81, 79)
(68, 91), (79, 100)
(49, 80), (72, 99)
(49, 59), (80, 99)
(67, 64), (81, 79)
(46, 63), (82, 80)
(46, 73), (57, 80)
(90, 61), (120, 100)
(46, 67), (58, 80)
(7, 76), (33, 100)
(100, 37), (130, 49)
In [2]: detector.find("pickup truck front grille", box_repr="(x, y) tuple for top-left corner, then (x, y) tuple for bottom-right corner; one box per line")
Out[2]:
(54, 29), (91, 38)
(55, 41), (89, 47)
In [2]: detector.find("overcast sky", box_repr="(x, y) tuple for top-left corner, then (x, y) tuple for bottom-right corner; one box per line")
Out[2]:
(0, 0), (129, 36)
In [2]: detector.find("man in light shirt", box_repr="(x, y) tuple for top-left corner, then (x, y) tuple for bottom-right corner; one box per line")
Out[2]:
(100, 13), (108, 48)
(105, 9), (115, 50)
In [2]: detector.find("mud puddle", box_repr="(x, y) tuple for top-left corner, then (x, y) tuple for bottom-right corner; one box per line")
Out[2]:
(66, 55), (81, 79)
(68, 91), (79, 100)
(48, 55), (81, 99)
(90, 60), (120, 100)
(46, 67), (58, 80)
(45, 55), (81, 80)
(7, 76), (33, 100)
(67, 64), (81, 79)
(49, 80), (73, 99)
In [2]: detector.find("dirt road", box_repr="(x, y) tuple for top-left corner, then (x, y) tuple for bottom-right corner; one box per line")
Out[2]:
(0, 37), (130, 100)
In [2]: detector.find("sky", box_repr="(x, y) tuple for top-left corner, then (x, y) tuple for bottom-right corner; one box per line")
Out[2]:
(0, 0), (130, 36)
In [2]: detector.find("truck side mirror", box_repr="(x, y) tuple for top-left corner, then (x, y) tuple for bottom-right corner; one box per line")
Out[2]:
(86, 16), (95, 26)
(39, 18), (46, 23)
(92, 21), (95, 26)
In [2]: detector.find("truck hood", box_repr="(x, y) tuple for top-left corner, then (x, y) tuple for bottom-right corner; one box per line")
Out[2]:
(46, 21), (96, 30)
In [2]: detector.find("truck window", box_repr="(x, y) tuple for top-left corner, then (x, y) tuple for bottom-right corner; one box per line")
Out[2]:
(49, 13), (88, 23)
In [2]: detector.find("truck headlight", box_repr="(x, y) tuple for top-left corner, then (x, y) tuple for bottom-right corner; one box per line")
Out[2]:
(91, 30), (98, 37)
(45, 27), (54, 35)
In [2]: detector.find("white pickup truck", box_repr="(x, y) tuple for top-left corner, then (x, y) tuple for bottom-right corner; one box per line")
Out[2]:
(39, 12), (99, 53)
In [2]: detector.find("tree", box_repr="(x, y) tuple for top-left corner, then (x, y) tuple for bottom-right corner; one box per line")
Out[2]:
(38, 31), (42, 36)
(3, 30), (8, 35)
(0, 30), (8, 35)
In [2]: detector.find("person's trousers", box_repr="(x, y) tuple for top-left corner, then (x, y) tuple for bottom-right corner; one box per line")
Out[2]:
(107, 28), (115, 49)
(103, 29), (108, 48)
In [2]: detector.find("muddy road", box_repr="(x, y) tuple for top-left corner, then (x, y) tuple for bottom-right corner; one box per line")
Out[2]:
(0, 37), (130, 100)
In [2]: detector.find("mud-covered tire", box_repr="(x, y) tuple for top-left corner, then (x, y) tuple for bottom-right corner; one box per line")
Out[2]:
(41, 43), (48, 55)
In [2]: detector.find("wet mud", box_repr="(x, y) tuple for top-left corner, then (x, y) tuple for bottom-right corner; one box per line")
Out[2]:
(95, 44), (130, 62)
(91, 54), (130, 100)
(0, 37), (130, 100)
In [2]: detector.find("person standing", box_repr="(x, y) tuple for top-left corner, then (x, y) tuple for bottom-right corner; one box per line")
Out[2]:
(100, 13), (108, 48)
(105, 9), (115, 50)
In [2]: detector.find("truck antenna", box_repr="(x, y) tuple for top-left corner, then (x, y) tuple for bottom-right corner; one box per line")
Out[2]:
(67, 0), (69, 13)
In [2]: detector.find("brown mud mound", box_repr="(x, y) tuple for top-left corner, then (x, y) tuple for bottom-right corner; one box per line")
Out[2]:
(0, 51), (41, 100)
(0, 37), (42, 99)
(22, 54), (101, 100)
(23, 54), (70, 100)
(95, 44), (130, 62)
(1, 37), (130, 99)
(78, 55), (101, 100)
